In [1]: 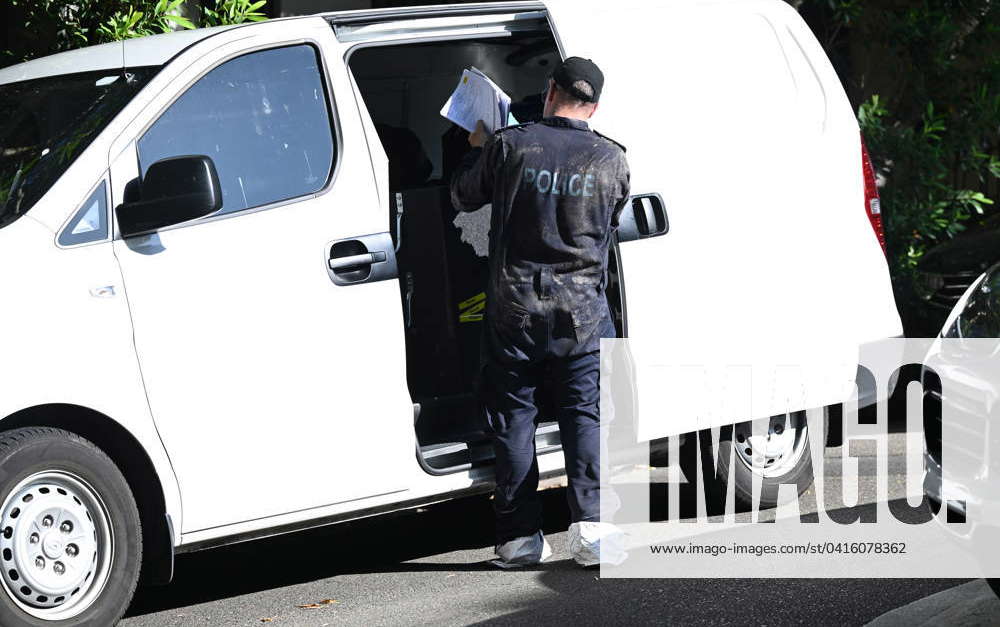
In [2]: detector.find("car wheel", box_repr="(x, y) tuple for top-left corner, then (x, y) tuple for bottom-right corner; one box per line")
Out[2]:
(0, 427), (141, 626)
(716, 411), (819, 510)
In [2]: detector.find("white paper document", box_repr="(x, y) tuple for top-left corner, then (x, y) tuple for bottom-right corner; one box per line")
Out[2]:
(440, 67), (518, 134)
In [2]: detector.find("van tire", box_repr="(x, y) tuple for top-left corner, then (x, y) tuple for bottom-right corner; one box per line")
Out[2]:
(683, 412), (822, 511)
(725, 411), (822, 510)
(0, 427), (141, 626)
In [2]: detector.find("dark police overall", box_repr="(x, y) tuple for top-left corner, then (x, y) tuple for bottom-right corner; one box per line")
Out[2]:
(451, 116), (630, 544)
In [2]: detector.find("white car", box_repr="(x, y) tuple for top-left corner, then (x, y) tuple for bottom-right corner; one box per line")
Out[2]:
(0, 1), (900, 623)
(922, 262), (1000, 593)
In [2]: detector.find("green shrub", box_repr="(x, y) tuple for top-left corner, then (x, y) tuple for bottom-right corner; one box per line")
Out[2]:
(2, 0), (268, 68)
(794, 0), (1000, 333)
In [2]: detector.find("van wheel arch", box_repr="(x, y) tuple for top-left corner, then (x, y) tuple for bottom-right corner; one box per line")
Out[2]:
(0, 404), (174, 586)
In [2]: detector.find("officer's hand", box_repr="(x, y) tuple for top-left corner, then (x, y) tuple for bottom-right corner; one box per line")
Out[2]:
(469, 120), (488, 148)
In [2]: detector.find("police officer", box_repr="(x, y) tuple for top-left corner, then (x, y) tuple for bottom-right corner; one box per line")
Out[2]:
(450, 57), (630, 568)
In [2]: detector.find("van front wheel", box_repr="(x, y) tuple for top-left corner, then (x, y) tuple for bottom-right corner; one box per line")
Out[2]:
(0, 428), (141, 626)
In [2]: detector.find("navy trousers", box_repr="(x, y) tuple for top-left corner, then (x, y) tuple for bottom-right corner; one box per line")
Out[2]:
(483, 301), (615, 544)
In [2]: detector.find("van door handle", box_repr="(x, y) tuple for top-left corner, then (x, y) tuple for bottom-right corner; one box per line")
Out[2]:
(616, 193), (669, 243)
(328, 251), (387, 272)
(325, 232), (398, 286)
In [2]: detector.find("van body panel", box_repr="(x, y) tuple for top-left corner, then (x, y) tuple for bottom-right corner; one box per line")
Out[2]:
(546, 0), (902, 433)
(0, 215), (184, 537)
(108, 18), (419, 533)
(177, 449), (568, 547)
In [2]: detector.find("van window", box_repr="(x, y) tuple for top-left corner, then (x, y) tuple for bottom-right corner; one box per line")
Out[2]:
(58, 180), (108, 247)
(138, 45), (335, 217)
(0, 68), (158, 231)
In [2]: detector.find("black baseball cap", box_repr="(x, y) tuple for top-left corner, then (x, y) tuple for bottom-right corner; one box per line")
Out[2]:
(551, 56), (604, 104)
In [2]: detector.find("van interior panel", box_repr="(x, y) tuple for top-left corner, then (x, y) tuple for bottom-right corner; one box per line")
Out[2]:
(349, 33), (624, 472)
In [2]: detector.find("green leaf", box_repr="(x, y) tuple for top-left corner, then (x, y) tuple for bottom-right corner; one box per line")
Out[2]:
(162, 14), (196, 29)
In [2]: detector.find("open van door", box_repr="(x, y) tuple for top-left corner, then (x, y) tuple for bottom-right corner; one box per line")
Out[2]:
(545, 0), (902, 435)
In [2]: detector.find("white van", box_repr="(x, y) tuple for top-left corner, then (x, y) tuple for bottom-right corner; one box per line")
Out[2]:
(0, 1), (900, 623)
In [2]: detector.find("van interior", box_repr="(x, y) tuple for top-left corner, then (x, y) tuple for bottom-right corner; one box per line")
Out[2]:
(349, 29), (626, 473)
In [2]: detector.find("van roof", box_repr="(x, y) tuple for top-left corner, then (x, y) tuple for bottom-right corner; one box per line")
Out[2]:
(0, 3), (544, 86)
(318, 1), (543, 25)
(0, 23), (246, 86)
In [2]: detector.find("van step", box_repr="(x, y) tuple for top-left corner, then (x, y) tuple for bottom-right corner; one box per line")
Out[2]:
(420, 422), (562, 471)
(421, 442), (468, 458)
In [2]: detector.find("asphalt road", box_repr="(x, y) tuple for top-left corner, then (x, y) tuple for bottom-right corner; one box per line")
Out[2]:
(118, 432), (971, 626)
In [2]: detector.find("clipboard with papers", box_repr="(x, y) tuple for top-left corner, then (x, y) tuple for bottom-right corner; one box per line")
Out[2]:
(440, 67), (519, 134)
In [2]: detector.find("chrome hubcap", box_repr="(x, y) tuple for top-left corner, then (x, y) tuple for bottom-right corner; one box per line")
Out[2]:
(733, 413), (809, 478)
(0, 471), (113, 620)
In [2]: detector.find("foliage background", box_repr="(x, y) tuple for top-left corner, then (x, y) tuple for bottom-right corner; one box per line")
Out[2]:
(1, 0), (998, 334)
(1, 0), (266, 68)
(791, 0), (1000, 334)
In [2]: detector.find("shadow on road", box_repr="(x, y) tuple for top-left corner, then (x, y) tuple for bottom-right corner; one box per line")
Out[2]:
(125, 488), (575, 617)
(125, 407), (944, 621)
(126, 479), (947, 622)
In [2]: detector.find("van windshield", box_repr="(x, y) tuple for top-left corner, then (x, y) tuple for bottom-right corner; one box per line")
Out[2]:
(0, 66), (158, 230)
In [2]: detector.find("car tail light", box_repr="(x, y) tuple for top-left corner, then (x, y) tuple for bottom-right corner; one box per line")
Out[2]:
(861, 135), (887, 255)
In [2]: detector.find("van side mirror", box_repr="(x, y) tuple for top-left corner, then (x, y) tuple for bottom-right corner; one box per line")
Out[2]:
(117, 155), (223, 238)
